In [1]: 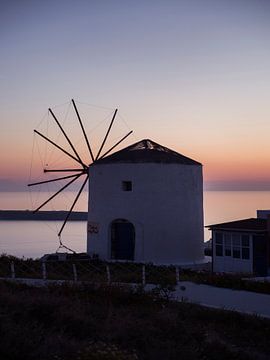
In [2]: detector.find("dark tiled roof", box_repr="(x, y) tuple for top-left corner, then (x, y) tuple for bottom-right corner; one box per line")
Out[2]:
(206, 218), (268, 232)
(95, 139), (201, 165)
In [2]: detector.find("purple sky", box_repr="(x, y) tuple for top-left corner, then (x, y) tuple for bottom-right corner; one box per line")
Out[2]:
(1, 0), (270, 190)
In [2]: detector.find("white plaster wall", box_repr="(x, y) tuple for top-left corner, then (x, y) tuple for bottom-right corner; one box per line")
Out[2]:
(87, 163), (204, 264)
(213, 256), (253, 273)
(212, 233), (253, 273)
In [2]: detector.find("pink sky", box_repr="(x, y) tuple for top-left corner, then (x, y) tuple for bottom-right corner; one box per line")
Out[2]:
(1, 1), (270, 191)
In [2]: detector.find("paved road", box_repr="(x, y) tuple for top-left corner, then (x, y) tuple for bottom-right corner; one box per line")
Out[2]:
(173, 281), (270, 318)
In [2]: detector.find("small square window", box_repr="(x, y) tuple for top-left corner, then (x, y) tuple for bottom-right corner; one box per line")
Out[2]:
(233, 248), (241, 259)
(232, 234), (241, 246)
(224, 234), (232, 256)
(122, 181), (132, 191)
(216, 244), (223, 256)
(225, 248), (231, 257)
(242, 248), (250, 260)
(215, 233), (223, 244)
(241, 235), (249, 247)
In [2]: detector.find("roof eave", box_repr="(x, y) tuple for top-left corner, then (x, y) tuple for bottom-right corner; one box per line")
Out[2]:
(207, 227), (267, 233)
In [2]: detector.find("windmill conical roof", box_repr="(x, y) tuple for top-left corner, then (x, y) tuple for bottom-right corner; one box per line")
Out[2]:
(95, 139), (201, 165)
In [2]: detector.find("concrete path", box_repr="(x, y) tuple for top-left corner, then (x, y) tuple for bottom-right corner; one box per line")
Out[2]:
(2, 277), (270, 319)
(173, 281), (270, 319)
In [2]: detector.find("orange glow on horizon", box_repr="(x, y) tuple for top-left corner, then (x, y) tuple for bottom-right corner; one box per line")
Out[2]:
(2, 128), (270, 187)
(3, 151), (270, 186)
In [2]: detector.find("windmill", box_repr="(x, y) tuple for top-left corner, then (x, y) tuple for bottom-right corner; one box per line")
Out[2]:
(28, 99), (133, 251)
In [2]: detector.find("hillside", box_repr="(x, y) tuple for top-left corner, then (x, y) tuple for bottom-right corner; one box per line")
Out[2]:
(0, 280), (269, 360)
(0, 210), (87, 221)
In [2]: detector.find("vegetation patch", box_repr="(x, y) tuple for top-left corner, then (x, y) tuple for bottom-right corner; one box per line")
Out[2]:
(180, 269), (270, 295)
(1, 254), (270, 294)
(0, 280), (270, 359)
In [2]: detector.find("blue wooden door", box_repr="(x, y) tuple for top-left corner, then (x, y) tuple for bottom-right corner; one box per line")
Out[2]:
(111, 220), (135, 260)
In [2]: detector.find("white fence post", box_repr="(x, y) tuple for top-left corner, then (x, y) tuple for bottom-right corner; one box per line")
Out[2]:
(106, 265), (111, 284)
(42, 262), (47, 280)
(10, 261), (15, 279)
(142, 265), (146, 286)
(175, 266), (180, 284)
(72, 263), (78, 282)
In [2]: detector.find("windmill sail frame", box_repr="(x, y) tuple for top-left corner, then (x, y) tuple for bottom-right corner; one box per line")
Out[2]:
(28, 99), (133, 245)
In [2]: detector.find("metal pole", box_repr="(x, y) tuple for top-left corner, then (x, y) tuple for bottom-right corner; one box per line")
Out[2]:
(72, 263), (78, 282)
(142, 265), (146, 286)
(106, 265), (111, 284)
(58, 174), (89, 237)
(44, 169), (86, 173)
(95, 109), (118, 160)
(49, 108), (85, 166)
(175, 266), (180, 284)
(71, 99), (95, 163)
(34, 129), (87, 168)
(10, 261), (15, 279)
(98, 131), (133, 160)
(42, 262), (47, 280)
(33, 173), (83, 213)
(28, 173), (84, 187)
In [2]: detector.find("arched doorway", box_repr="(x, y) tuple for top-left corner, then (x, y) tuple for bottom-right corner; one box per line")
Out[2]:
(111, 219), (135, 260)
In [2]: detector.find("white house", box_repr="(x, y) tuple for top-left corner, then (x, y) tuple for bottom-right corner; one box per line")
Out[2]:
(87, 139), (204, 265)
(208, 211), (270, 276)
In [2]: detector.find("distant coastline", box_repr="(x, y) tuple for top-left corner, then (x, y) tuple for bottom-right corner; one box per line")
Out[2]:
(3, 179), (270, 192)
(0, 210), (87, 221)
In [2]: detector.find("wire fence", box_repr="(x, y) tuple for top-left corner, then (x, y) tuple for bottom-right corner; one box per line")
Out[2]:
(0, 257), (210, 286)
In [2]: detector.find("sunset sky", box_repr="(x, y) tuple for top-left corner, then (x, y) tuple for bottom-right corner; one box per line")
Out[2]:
(1, 0), (270, 191)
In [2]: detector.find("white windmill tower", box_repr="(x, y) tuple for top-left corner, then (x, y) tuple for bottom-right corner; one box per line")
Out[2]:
(87, 139), (204, 265)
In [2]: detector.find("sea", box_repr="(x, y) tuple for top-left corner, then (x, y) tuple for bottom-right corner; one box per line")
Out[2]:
(1, 191), (270, 258)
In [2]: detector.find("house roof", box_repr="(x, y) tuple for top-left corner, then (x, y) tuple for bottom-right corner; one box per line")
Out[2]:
(206, 218), (268, 232)
(95, 139), (201, 165)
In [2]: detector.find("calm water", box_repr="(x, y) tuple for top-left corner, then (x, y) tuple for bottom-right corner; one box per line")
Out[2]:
(1, 191), (270, 258)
